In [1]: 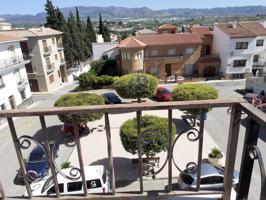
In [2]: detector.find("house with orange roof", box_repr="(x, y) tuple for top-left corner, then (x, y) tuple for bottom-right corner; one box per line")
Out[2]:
(213, 21), (266, 79)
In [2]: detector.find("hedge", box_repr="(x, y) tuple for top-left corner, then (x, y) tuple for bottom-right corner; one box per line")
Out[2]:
(172, 83), (218, 115)
(114, 73), (158, 100)
(54, 93), (104, 123)
(120, 115), (176, 157)
(79, 74), (116, 89)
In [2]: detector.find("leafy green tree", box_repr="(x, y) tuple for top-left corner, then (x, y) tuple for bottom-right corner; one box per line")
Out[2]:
(84, 16), (96, 56)
(98, 13), (111, 42)
(44, 0), (57, 29)
(120, 115), (176, 158)
(54, 93), (104, 124)
(114, 74), (158, 102)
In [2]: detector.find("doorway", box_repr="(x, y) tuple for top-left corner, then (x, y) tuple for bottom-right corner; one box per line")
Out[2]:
(165, 64), (171, 76)
(9, 95), (16, 109)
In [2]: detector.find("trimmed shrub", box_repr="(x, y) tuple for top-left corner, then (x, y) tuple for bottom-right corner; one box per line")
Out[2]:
(79, 74), (115, 89)
(172, 83), (218, 115)
(54, 93), (104, 123)
(120, 115), (176, 158)
(114, 73), (158, 100)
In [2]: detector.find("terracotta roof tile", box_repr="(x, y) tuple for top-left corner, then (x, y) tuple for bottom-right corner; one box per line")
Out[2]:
(134, 33), (202, 46)
(191, 26), (213, 39)
(0, 33), (26, 43)
(216, 23), (256, 38)
(118, 36), (146, 48)
(158, 23), (176, 29)
(239, 21), (266, 36)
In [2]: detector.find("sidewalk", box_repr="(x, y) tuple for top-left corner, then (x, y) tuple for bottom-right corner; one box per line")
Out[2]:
(68, 109), (224, 187)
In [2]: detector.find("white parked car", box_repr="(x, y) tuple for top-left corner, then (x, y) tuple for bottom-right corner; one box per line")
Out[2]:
(25, 165), (111, 196)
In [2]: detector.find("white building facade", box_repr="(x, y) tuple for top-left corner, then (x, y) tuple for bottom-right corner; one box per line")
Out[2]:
(213, 21), (266, 79)
(0, 34), (32, 116)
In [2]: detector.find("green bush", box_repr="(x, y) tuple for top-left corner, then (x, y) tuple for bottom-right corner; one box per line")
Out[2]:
(120, 115), (176, 157)
(172, 83), (218, 115)
(54, 93), (104, 123)
(114, 73), (158, 100)
(79, 74), (115, 89)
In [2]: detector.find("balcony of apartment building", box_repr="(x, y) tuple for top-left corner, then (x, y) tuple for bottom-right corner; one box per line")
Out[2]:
(57, 42), (64, 51)
(46, 63), (55, 74)
(0, 55), (30, 71)
(144, 51), (184, 63)
(0, 100), (265, 200)
(252, 61), (266, 70)
(17, 77), (29, 92)
(43, 46), (52, 56)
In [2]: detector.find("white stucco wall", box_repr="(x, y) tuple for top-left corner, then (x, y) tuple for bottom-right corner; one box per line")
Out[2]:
(0, 41), (32, 110)
(92, 42), (119, 61)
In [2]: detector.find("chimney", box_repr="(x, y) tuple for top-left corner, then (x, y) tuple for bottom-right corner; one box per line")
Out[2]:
(233, 21), (237, 29)
(40, 26), (45, 32)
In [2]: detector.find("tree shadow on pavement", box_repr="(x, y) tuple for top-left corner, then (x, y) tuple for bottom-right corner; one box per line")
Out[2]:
(90, 157), (138, 188)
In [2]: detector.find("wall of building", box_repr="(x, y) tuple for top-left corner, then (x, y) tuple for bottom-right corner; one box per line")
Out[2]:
(92, 42), (119, 61)
(120, 49), (144, 73)
(246, 77), (266, 94)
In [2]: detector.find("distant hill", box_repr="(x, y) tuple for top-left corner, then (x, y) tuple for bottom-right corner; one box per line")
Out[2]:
(1, 5), (266, 25)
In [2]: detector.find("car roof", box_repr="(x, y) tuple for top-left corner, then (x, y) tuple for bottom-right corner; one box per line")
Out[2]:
(189, 163), (221, 178)
(103, 92), (116, 96)
(56, 165), (104, 183)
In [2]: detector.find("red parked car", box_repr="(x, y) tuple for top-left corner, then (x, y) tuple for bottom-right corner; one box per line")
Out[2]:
(155, 87), (172, 101)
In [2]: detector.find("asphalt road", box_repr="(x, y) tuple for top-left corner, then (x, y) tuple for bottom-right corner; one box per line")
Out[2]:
(166, 80), (265, 200)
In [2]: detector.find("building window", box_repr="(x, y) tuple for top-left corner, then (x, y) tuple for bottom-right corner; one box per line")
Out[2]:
(235, 42), (248, 50)
(168, 49), (176, 56)
(58, 70), (61, 78)
(52, 38), (55, 45)
(186, 48), (194, 55)
(151, 50), (158, 57)
(0, 76), (4, 88)
(20, 89), (26, 101)
(253, 55), (259, 62)
(256, 39), (264, 47)
(135, 52), (143, 60)
(55, 54), (58, 60)
(1, 103), (6, 110)
(232, 74), (244, 79)
(233, 60), (247, 67)
(126, 53), (131, 59)
(49, 74), (54, 83)
(150, 67), (159, 75)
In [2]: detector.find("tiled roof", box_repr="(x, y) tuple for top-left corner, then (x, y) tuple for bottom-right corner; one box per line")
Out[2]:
(239, 21), (266, 36)
(158, 23), (176, 29)
(118, 36), (147, 48)
(118, 33), (202, 48)
(0, 27), (62, 38)
(134, 33), (202, 46)
(191, 26), (213, 39)
(0, 33), (26, 43)
(216, 23), (256, 38)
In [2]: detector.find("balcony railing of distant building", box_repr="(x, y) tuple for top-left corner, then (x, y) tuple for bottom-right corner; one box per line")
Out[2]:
(22, 52), (33, 61)
(17, 77), (29, 92)
(46, 63), (55, 74)
(253, 62), (266, 70)
(57, 43), (64, 51)
(60, 58), (66, 65)
(144, 54), (184, 61)
(0, 100), (265, 200)
(0, 56), (28, 70)
(43, 46), (52, 56)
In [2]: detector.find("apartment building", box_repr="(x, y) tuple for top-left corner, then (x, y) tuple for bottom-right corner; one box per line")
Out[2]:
(0, 33), (32, 115)
(0, 27), (68, 92)
(213, 21), (266, 79)
(118, 33), (202, 79)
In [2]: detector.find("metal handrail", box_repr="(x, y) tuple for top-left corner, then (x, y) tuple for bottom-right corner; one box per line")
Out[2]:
(0, 56), (25, 69)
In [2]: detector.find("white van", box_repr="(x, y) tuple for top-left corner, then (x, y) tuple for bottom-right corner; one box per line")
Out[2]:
(25, 165), (111, 196)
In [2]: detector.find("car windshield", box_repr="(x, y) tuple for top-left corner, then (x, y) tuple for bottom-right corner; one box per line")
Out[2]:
(27, 151), (46, 163)
(214, 166), (225, 175)
(42, 177), (53, 193)
(159, 89), (170, 94)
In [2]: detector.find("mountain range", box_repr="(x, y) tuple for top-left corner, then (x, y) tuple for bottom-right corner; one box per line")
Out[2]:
(1, 5), (266, 24)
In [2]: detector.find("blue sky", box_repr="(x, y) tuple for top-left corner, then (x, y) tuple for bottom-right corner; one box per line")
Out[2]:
(1, 0), (266, 15)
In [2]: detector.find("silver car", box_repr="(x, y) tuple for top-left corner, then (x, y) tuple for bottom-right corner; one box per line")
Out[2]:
(178, 163), (239, 190)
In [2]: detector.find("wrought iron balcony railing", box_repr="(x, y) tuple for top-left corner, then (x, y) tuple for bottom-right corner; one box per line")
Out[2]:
(46, 63), (55, 74)
(0, 100), (265, 200)
(0, 56), (27, 70)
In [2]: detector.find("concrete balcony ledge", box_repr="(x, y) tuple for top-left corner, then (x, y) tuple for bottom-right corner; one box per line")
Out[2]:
(46, 63), (55, 74)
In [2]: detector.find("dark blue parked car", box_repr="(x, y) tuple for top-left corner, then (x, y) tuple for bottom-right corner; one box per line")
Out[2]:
(102, 92), (122, 104)
(18, 146), (48, 183)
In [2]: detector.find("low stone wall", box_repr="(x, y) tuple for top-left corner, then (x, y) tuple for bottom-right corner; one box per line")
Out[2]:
(246, 77), (266, 94)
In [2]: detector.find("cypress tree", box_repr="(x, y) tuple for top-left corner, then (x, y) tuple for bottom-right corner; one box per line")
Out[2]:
(44, 0), (57, 29)
(87, 16), (96, 43)
(103, 25), (111, 42)
(99, 13), (104, 36)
